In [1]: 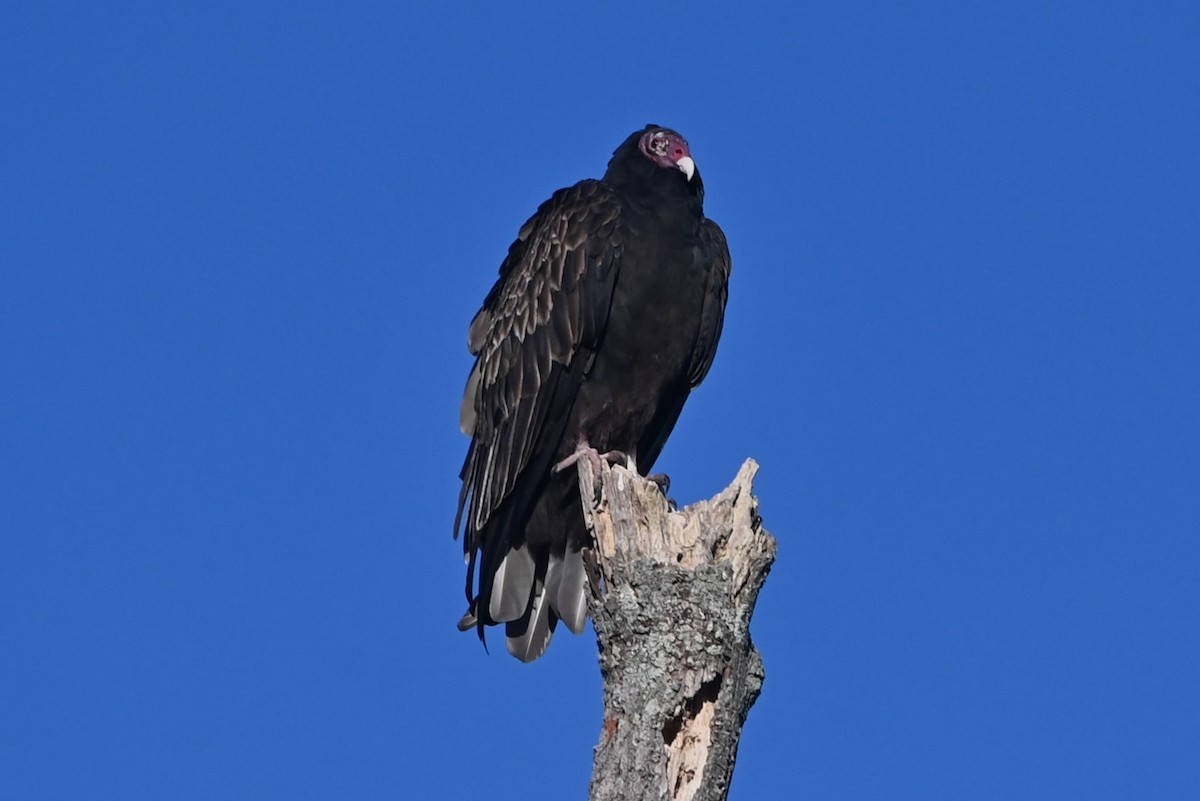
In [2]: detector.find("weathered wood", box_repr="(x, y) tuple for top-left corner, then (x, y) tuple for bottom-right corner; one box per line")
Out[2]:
(575, 457), (776, 801)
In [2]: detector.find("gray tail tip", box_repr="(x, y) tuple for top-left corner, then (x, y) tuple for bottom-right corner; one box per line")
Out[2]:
(456, 609), (477, 632)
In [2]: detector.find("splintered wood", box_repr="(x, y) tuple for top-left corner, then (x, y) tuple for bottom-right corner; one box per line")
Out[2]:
(576, 456), (776, 801)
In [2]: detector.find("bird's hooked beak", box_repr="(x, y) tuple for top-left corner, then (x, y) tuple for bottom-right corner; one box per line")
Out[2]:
(676, 155), (696, 182)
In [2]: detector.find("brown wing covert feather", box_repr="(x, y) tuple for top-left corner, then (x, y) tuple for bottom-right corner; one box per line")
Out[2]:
(456, 180), (623, 595)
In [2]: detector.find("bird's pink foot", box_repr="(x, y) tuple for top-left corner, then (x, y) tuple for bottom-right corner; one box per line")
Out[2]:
(554, 442), (605, 475)
(597, 449), (637, 472)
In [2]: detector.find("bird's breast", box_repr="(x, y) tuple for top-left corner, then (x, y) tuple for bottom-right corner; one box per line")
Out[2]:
(568, 230), (708, 456)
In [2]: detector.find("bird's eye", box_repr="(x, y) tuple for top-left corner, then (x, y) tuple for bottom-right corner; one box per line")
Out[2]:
(649, 134), (669, 156)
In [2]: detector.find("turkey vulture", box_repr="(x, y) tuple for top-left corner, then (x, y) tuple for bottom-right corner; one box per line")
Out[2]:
(455, 124), (731, 661)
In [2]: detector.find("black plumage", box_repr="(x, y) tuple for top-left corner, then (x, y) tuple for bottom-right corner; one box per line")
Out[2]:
(455, 125), (732, 661)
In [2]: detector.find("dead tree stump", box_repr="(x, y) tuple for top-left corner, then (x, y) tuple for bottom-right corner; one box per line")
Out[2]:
(574, 457), (777, 801)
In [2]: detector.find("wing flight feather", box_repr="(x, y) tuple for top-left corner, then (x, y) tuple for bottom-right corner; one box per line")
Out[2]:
(456, 180), (623, 613)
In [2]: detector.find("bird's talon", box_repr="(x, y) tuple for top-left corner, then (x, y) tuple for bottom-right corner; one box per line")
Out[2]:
(598, 450), (638, 472)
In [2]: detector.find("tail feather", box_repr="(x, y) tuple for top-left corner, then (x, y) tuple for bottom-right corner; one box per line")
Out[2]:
(555, 547), (588, 635)
(488, 544), (536, 623)
(543, 554), (563, 620)
(506, 580), (558, 662)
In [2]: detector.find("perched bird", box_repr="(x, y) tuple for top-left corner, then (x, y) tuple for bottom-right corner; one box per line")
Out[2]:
(455, 125), (731, 661)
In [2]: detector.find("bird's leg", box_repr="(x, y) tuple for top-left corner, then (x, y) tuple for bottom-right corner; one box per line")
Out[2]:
(597, 449), (637, 473)
(553, 440), (605, 475)
(554, 441), (638, 474)
(554, 439), (608, 507)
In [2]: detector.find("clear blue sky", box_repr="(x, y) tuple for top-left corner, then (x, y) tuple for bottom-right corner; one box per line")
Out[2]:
(3, 3), (1198, 799)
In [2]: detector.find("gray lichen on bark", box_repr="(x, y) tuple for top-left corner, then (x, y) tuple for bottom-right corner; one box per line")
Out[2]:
(574, 457), (776, 801)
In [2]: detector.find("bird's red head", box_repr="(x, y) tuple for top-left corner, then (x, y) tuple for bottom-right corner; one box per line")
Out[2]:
(638, 128), (695, 181)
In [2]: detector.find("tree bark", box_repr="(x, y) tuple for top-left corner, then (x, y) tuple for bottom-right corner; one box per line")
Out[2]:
(574, 457), (776, 801)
